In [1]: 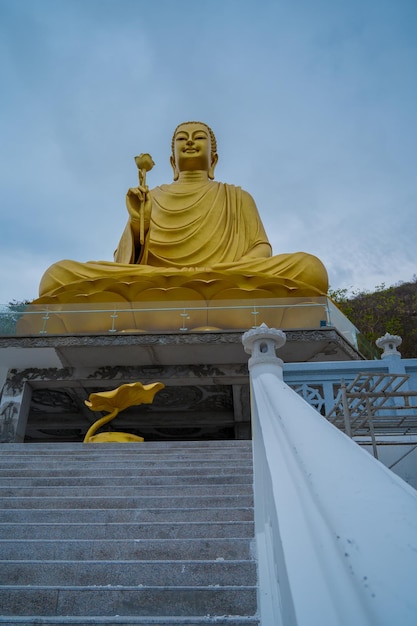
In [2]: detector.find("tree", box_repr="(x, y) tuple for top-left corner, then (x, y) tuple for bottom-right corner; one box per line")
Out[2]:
(330, 277), (417, 359)
(0, 300), (30, 336)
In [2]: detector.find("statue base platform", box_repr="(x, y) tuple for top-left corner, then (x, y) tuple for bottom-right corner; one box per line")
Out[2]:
(0, 327), (363, 444)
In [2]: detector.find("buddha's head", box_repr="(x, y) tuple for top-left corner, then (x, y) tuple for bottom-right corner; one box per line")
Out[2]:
(171, 121), (218, 180)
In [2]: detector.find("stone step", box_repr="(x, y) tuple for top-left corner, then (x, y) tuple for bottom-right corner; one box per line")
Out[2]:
(0, 470), (253, 484)
(0, 459), (252, 472)
(0, 494), (253, 509)
(0, 520), (254, 539)
(0, 506), (253, 523)
(0, 617), (258, 625)
(0, 444), (252, 460)
(0, 454), (252, 465)
(0, 442), (251, 453)
(0, 443), (252, 451)
(0, 559), (256, 586)
(0, 440), (257, 623)
(0, 484), (252, 498)
(0, 586), (257, 618)
(2, 439), (252, 448)
(0, 538), (251, 561)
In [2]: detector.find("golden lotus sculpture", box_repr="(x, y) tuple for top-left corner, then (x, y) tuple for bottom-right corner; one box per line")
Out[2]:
(83, 381), (164, 444)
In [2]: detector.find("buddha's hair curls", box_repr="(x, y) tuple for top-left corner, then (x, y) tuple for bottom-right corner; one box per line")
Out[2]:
(171, 121), (217, 162)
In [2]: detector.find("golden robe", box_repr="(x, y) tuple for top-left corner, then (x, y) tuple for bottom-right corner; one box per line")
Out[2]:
(38, 181), (328, 303)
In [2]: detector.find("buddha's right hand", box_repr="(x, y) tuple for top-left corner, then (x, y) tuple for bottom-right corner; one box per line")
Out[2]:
(126, 186), (152, 229)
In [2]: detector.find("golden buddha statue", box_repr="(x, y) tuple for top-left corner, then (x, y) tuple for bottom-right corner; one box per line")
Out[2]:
(37, 121), (328, 306)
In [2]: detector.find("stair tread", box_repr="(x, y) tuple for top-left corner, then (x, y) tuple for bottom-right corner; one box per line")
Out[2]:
(0, 440), (257, 621)
(0, 615), (259, 626)
(0, 586), (257, 617)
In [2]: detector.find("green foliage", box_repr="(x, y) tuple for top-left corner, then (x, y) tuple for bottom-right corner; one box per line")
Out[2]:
(330, 277), (417, 358)
(0, 300), (30, 336)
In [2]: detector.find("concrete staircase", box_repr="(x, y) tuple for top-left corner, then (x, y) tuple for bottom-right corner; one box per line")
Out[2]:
(0, 440), (258, 625)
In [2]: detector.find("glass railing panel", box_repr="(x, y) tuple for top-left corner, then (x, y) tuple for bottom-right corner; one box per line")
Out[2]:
(0, 297), (369, 355)
(325, 299), (379, 359)
(325, 299), (359, 348)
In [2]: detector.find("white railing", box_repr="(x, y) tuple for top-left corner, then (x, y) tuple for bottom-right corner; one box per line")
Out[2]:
(243, 324), (417, 626)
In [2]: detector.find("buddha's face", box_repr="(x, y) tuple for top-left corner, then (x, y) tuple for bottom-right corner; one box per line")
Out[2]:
(173, 122), (212, 173)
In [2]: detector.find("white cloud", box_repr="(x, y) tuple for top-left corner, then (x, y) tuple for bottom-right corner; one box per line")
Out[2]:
(0, 251), (53, 303)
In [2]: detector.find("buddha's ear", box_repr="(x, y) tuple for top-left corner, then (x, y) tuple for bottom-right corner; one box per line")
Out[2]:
(170, 155), (179, 181)
(208, 153), (218, 180)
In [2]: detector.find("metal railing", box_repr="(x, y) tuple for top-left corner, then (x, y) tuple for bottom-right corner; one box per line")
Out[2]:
(326, 372), (417, 457)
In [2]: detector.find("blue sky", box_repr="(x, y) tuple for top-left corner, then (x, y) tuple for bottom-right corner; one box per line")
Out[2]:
(0, 0), (416, 302)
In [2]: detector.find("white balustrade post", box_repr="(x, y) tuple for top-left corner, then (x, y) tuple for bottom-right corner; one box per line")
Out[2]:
(376, 332), (402, 360)
(376, 332), (407, 378)
(243, 324), (417, 626)
(243, 323), (286, 376)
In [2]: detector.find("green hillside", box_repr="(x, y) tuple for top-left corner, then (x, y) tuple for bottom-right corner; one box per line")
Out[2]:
(331, 278), (417, 359)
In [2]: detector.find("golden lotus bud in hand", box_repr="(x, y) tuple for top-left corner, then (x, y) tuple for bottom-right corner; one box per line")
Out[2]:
(133, 153), (155, 245)
(134, 153), (155, 190)
(135, 153), (155, 172)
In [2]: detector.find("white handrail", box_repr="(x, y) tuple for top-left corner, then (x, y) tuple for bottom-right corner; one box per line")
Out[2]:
(243, 324), (417, 626)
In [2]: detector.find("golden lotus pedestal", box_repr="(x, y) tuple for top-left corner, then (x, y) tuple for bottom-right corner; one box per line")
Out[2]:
(30, 269), (334, 335)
